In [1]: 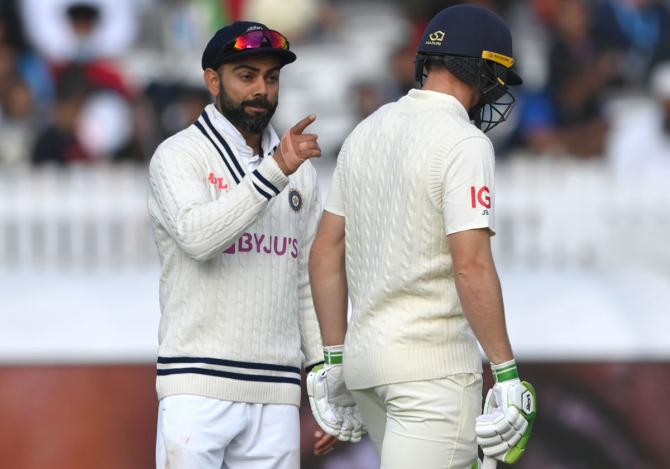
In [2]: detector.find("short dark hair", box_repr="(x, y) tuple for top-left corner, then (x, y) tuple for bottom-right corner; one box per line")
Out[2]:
(424, 58), (449, 74)
(66, 3), (100, 24)
(424, 55), (484, 89)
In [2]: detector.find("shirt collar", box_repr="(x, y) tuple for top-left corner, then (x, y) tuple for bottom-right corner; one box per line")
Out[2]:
(405, 88), (471, 122)
(205, 103), (280, 162)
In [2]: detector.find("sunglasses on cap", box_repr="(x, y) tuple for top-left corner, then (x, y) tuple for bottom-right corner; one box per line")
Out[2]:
(226, 29), (289, 52)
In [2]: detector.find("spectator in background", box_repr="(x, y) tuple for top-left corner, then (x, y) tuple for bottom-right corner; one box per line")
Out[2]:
(351, 42), (419, 124)
(517, 0), (619, 157)
(114, 85), (211, 165)
(19, 0), (139, 64)
(607, 61), (670, 180)
(162, 85), (212, 135)
(65, 2), (102, 62)
(381, 42), (417, 102)
(144, 83), (211, 140)
(0, 40), (18, 92)
(132, 0), (228, 85)
(0, 74), (36, 166)
(351, 82), (384, 121)
(593, 0), (670, 85)
(18, 0), (141, 162)
(32, 66), (90, 165)
(0, 6), (55, 112)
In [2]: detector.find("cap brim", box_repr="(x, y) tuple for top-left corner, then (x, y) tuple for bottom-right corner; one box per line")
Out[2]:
(221, 48), (297, 67)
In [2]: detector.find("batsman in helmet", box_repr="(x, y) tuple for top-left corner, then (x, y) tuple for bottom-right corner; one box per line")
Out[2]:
(307, 4), (536, 468)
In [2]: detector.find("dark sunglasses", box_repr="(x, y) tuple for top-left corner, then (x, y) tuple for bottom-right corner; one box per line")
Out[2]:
(226, 29), (289, 51)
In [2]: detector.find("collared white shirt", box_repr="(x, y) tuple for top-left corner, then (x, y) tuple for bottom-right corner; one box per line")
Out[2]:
(209, 104), (280, 171)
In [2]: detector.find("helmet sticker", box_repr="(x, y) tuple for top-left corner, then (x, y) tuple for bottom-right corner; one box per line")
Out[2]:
(425, 30), (445, 46)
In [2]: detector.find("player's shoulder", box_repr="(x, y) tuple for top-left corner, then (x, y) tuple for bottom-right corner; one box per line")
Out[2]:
(455, 122), (492, 147)
(149, 125), (208, 169)
(156, 125), (205, 154)
(350, 101), (396, 135)
(444, 128), (495, 166)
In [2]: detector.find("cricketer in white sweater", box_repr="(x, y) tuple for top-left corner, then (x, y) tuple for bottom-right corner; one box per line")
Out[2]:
(326, 89), (493, 389)
(148, 104), (324, 407)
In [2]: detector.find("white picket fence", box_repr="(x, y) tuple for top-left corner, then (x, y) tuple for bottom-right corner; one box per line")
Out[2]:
(494, 156), (670, 274)
(1, 158), (669, 273)
(0, 164), (157, 270)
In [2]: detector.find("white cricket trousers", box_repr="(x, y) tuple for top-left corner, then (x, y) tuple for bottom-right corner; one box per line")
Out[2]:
(350, 373), (482, 469)
(156, 394), (300, 469)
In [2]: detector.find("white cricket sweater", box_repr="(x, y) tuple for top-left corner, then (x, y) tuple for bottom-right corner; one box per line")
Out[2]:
(148, 104), (323, 406)
(327, 89), (495, 389)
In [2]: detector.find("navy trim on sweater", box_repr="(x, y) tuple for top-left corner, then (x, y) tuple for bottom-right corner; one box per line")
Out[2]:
(194, 120), (241, 184)
(201, 111), (246, 180)
(252, 169), (280, 195)
(157, 367), (301, 386)
(158, 356), (301, 374)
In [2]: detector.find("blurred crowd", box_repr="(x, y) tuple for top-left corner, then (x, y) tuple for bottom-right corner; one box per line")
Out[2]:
(1, 0), (670, 170)
(0, 0), (225, 166)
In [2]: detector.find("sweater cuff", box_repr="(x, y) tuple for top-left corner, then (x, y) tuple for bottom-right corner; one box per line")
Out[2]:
(250, 155), (290, 200)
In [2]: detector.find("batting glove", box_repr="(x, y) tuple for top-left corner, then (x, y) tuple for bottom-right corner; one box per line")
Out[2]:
(307, 345), (366, 442)
(475, 359), (536, 464)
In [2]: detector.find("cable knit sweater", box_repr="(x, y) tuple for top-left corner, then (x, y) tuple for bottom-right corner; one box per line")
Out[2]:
(148, 104), (323, 406)
(326, 89), (494, 389)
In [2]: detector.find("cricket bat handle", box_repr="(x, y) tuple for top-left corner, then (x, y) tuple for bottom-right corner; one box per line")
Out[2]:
(482, 456), (497, 469)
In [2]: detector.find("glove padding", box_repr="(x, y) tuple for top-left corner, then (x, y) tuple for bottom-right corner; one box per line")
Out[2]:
(475, 361), (536, 464)
(307, 346), (366, 442)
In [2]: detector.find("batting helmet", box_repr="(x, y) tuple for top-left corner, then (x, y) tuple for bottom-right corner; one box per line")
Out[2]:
(414, 4), (523, 132)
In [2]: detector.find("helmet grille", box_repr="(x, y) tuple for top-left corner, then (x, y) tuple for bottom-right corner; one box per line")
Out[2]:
(416, 53), (516, 133)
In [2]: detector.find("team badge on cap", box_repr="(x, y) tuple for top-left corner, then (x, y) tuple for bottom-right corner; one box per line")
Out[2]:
(288, 189), (303, 212)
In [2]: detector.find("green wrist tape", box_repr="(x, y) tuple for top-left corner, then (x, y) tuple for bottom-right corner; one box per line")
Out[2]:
(323, 346), (343, 365)
(491, 359), (519, 383)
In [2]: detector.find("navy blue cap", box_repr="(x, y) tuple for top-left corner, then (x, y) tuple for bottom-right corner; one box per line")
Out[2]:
(201, 21), (297, 71)
(417, 5), (522, 85)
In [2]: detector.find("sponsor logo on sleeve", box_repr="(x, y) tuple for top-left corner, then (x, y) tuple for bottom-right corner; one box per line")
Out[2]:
(208, 172), (229, 192)
(470, 185), (491, 209)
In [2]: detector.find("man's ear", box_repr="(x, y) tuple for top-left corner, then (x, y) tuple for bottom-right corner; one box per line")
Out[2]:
(203, 68), (221, 97)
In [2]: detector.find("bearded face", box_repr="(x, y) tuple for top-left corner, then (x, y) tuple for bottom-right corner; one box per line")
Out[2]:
(218, 82), (278, 135)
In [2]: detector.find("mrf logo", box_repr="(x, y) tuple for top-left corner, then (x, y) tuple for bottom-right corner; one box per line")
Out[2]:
(209, 173), (229, 192)
(470, 186), (491, 209)
(426, 30), (445, 45)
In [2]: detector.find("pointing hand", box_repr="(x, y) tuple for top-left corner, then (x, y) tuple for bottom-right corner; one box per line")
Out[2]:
(274, 114), (321, 175)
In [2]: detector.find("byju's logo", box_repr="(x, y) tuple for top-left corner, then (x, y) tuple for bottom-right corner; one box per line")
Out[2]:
(426, 30), (445, 45)
(224, 232), (299, 258)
